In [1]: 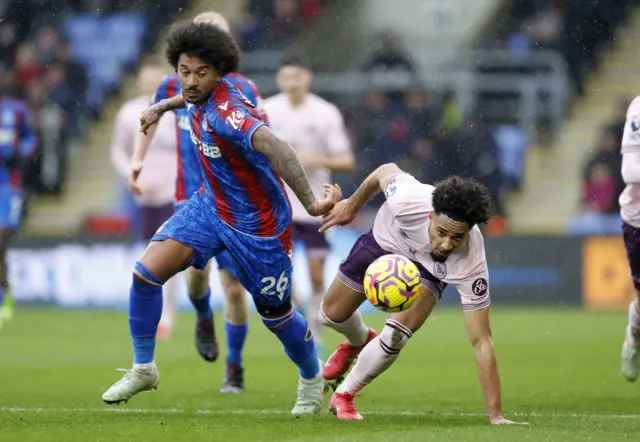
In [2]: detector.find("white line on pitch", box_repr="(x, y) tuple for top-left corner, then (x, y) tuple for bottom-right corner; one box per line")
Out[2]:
(1, 407), (639, 419)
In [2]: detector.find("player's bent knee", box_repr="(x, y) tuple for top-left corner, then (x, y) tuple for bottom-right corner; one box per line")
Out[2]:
(379, 319), (412, 354)
(134, 261), (164, 286)
(321, 278), (366, 323)
(256, 299), (293, 324)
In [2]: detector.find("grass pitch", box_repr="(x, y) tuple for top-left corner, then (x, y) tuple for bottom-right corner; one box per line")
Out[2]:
(0, 307), (639, 441)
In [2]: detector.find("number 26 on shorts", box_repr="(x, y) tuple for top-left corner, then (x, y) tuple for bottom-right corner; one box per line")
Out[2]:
(261, 270), (289, 300)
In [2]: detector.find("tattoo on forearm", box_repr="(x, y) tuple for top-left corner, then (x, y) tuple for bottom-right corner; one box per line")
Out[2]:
(256, 129), (315, 211)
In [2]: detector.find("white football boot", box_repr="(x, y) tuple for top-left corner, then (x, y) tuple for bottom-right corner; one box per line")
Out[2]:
(291, 360), (325, 415)
(621, 339), (639, 382)
(102, 363), (160, 404)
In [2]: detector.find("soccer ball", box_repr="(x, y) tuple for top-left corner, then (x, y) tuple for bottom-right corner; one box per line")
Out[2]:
(364, 254), (422, 312)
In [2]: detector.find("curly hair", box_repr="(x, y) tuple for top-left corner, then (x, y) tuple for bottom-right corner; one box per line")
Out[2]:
(432, 176), (494, 227)
(165, 21), (240, 75)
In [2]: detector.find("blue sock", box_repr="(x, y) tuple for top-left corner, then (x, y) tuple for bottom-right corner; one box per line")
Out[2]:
(129, 262), (164, 364)
(0, 288), (4, 308)
(225, 321), (248, 366)
(190, 290), (212, 320)
(262, 309), (319, 379)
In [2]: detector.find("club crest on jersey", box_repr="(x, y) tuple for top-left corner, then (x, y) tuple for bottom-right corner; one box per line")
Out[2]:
(433, 262), (447, 279)
(472, 278), (488, 297)
(226, 110), (247, 130)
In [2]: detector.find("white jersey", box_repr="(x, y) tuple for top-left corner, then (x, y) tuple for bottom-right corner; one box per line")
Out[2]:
(372, 173), (491, 311)
(263, 93), (351, 223)
(620, 96), (640, 228)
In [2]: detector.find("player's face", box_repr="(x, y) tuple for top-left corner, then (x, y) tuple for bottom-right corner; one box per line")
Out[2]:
(428, 213), (470, 262)
(276, 65), (311, 98)
(177, 54), (221, 104)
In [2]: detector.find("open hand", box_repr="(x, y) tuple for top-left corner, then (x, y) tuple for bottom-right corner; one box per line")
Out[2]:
(308, 183), (342, 217)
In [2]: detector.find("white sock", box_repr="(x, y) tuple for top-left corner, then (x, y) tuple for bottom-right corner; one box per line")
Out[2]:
(309, 290), (324, 345)
(336, 320), (411, 395)
(626, 299), (640, 346)
(319, 302), (369, 347)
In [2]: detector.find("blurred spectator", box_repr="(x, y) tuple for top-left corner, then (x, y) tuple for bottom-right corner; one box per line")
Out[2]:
(494, 123), (529, 191)
(261, 0), (301, 48)
(362, 33), (414, 74)
(582, 163), (617, 214)
(14, 43), (44, 89)
(582, 126), (625, 214)
(525, 0), (564, 50)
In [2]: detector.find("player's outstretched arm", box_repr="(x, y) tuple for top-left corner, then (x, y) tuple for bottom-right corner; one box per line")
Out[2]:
(464, 307), (527, 425)
(139, 95), (186, 134)
(320, 162), (402, 232)
(251, 125), (341, 216)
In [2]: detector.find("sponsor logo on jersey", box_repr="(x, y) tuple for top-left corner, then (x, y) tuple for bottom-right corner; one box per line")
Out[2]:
(226, 110), (247, 130)
(190, 132), (221, 158)
(472, 278), (488, 297)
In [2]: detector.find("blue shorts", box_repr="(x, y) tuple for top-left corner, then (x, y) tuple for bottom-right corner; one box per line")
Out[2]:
(0, 187), (23, 229)
(157, 193), (293, 308)
(173, 199), (239, 276)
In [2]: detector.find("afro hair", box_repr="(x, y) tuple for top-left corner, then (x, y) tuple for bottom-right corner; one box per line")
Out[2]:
(432, 176), (494, 227)
(165, 20), (240, 75)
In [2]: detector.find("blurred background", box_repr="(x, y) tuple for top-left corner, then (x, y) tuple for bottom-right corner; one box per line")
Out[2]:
(3, 0), (638, 311)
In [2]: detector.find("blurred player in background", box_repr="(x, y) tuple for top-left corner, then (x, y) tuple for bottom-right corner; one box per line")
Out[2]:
(263, 54), (353, 352)
(102, 21), (341, 413)
(131, 11), (267, 393)
(619, 96), (640, 381)
(0, 70), (36, 330)
(110, 58), (181, 339)
(318, 163), (523, 425)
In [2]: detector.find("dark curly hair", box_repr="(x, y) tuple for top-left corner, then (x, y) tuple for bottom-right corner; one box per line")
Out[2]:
(165, 21), (240, 75)
(432, 176), (494, 227)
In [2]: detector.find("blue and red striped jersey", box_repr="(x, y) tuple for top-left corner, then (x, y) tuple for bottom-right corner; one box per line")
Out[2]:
(0, 97), (36, 189)
(153, 74), (198, 202)
(187, 78), (291, 237)
(153, 72), (268, 202)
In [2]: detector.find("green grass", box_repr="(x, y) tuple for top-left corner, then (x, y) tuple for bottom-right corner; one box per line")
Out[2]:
(0, 307), (639, 441)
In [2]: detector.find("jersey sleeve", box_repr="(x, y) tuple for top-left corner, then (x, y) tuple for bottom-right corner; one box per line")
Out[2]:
(152, 75), (180, 105)
(622, 98), (640, 154)
(324, 106), (351, 155)
(210, 105), (266, 151)
(17, 102), (36, 157)
(453, 259), (491, 311)
(382, 173), (430, 228)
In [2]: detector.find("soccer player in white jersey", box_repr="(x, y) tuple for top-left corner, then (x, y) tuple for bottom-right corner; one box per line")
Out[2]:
(263, 54), (354, 349)
(317, 163), (524, 424)
(619, 96), (640, 381)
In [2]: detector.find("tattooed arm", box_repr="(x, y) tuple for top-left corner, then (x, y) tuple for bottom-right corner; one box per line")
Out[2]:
(139, 95), (186, 134)
(251, 125), (339, 216)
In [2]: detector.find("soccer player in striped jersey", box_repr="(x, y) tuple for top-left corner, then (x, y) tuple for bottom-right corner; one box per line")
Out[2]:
(102, 21), (341, 414)
(0, 72), (36, 329)
(130, 11), (268, 393)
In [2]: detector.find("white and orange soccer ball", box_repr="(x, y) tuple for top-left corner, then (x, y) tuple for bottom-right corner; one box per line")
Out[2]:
(364, 254), (422, 312)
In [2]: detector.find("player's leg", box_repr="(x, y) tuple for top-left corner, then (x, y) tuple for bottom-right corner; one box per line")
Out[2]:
(103, 195), (222, 404)
(330, 286), (439, 420)
(0, 228), (13, 328)
(140, 203), (177, 340)
(221, 223), (323, 414)
(303, 223), (332, 351)
(185, 262), (220, 362)
(319, 231), (394, 380)
(217, 252), (249, 393)
(0, 187), (23, 327)
(621, 222), (640, 381)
